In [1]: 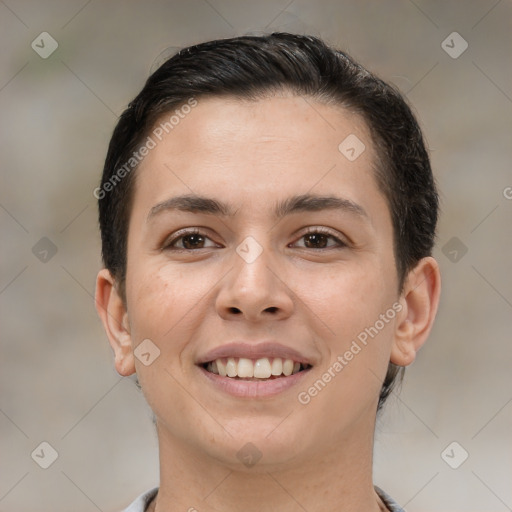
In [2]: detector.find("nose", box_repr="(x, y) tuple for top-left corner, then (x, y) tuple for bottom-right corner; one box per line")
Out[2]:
(215, 241), (294, 323)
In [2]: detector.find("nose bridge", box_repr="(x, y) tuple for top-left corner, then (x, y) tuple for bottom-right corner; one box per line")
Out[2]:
(216, 234), (293, 320)
(232, 235), (275, 299)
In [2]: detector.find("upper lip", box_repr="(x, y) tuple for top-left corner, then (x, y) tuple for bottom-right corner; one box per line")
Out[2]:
(196, 341), (315, 366)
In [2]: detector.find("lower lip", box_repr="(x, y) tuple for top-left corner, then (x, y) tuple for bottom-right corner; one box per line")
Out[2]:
(197, 365), (312, 398)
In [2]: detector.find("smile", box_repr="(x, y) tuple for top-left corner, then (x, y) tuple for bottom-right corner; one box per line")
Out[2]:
(198, 358), (313, 398)
(202, 356), (312, 380)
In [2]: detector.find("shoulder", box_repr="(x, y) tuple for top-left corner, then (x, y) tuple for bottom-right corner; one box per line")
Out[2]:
(375, 486), (406, 512)
(122, 486), (402, 512)
(120, 487), (158, 512)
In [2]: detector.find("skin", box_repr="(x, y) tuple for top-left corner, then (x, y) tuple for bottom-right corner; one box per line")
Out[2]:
(96, 93), (441, 512)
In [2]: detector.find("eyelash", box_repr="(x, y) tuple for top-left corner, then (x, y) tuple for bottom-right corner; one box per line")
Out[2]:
(163, 228), (215, 251)
(163, 227), (348, 251)
(294, 227), (348, 249)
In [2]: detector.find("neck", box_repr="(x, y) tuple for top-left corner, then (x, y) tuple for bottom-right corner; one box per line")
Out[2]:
(151, 416), (386, 512)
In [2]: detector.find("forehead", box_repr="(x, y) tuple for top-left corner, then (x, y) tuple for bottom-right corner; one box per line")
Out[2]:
(133, 94), (383, 215)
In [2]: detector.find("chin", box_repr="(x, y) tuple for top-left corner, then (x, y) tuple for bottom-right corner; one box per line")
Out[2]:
(205, 419), (310, 471)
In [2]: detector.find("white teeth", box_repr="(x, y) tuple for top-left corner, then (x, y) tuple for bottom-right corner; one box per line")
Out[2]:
(237, 358), (253, 378)
(271, 358), (283, 376)
(283, 359), (294, 376)
(254, 358), (272, 378)
(205, 357), (307, 379)
(226, 357), (237, 377)
(216, 358), (227, 376)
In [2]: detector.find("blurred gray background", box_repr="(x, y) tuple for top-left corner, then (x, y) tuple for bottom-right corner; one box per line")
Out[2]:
(1, 1), (511, 511)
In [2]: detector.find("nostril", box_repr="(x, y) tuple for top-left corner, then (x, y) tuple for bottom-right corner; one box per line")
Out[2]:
(265, 307), (278, 313)
(228, 307), (242, 314)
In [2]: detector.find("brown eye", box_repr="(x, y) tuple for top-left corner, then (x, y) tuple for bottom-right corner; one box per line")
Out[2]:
(180, 233), (205, 249)
(292, 229), (347, 250)
(303, 233), (329, 248)
(164, 229), (218, 250)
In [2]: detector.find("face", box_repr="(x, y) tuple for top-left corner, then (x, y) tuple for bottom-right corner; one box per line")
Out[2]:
(120, 94), (404, 468)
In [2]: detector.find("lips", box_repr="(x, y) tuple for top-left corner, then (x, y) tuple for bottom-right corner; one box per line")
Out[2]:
(195, 341), (315, 397)
(196, 341), (314, 367)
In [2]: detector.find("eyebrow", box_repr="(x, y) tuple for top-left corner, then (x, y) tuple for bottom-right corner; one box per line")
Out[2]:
(147, 193), (368, 222)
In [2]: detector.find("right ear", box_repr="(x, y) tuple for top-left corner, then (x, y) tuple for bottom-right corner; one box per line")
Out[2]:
(95, 269), (136, 376)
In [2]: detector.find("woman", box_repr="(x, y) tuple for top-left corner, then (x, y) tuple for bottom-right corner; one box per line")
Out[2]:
(95, 33), (441, 512)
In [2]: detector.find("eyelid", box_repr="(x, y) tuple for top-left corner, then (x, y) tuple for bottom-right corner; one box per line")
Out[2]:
(292, 226), (349, 248)
(162, 227), (219, 250)
(162, 226), (349, 251)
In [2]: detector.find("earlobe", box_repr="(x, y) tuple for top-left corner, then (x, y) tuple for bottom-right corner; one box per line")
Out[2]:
(390, 256), (441, 367)
(95, 268), (136, 376)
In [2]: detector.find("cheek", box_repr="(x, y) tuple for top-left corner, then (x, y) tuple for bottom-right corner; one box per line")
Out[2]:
(293, 258), (395, 338)
(125, 266), (198, 407)
(125, 261), (222, 361)
(126, 264), (191, 341)
(292, 257), (397, 406)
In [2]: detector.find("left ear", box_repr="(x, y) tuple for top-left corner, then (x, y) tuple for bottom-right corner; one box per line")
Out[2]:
(391, 256), (441, 366)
